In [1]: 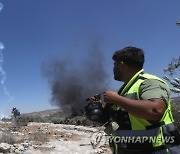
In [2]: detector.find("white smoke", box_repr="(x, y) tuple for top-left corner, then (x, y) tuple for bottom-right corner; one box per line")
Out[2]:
(0, 43), (11, 97)
(0, 2), (3, 12)
(0, 113), (10, 120)
(0, 4), (13, 100)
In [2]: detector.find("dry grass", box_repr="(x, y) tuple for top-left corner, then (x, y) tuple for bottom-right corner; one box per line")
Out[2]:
(28, 132), (50, 143)
(0, 131), (16, 144)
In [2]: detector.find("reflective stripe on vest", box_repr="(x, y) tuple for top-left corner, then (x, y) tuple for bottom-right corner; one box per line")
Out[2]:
(116, 127), (160, 137)
(115, 123), (175, 137)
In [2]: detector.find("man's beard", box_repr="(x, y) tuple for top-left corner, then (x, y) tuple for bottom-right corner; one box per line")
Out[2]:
(114, 70), (122, 81)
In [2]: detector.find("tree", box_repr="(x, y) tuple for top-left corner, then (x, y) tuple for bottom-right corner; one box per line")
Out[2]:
(163, 57), (180, 94)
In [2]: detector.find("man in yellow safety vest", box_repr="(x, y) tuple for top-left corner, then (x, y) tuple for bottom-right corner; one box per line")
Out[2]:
(103, 46), (180, 154)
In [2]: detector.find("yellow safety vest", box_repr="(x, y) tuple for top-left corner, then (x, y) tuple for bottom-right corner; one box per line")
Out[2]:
(111, 69), (178, 153)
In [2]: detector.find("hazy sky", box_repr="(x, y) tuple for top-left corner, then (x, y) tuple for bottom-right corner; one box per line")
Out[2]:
(0, 0), (179, 116)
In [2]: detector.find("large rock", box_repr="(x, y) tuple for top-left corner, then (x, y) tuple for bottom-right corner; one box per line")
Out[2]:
(0, 143), (11, 153)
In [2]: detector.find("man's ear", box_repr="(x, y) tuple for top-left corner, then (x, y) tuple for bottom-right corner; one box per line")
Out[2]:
(119, 61), (124, 67)
(120, 61), (129, 71)
(120, 61), (124, 65)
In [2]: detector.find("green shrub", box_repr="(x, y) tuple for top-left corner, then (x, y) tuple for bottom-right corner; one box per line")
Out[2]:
(18, 115), (44, 126)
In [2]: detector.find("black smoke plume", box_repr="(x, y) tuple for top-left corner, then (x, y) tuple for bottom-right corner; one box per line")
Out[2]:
(42, 42), (110, 114)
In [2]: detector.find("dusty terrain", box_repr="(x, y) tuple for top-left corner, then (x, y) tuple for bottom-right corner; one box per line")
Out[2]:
(1, 99), (179, 154)
(0, 112), (112, 154)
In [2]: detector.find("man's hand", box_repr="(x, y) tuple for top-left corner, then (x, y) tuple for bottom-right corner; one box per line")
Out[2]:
(104, 91), (120, 104)
(89, 94), (101, 102)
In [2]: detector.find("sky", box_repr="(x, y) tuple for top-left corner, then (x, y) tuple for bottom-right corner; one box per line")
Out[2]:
(0, 0), (179, 117)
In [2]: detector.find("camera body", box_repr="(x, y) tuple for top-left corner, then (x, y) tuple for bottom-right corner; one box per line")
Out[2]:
(85, 100), (104, 121)
(85, 93), (110, 123)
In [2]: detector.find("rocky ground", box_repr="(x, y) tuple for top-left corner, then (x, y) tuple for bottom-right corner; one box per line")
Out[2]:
(0, 120), (112, 154)
(1, 99), (179, 154)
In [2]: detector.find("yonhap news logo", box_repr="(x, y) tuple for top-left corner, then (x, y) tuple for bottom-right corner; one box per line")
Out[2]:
(90, 131), (108, 147)
(90, 131), (175, 147)
(108, 136), (175, 144)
